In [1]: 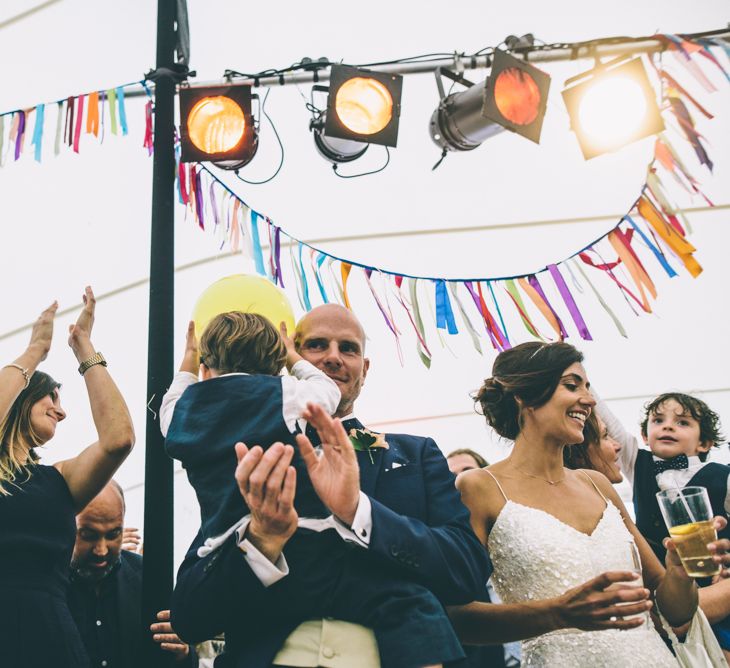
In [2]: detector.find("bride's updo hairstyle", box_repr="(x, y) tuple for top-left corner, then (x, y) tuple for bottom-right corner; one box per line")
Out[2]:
(475, 341), (584, 439)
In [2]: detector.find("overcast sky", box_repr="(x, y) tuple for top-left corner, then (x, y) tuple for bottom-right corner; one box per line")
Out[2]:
(0, 0), (728, 562)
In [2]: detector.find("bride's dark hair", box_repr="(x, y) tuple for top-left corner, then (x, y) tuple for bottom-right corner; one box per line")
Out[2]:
(474, 342), (584, 439)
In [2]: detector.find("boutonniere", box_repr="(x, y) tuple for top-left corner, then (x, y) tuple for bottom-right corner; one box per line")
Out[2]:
(348, 428), (389, 464)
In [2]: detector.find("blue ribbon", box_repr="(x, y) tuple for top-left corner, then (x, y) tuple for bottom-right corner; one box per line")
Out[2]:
(298, 243), (312, 311)
(32, 104), (45, 162)
(116, 87), (128, 135)
(625, 216), (677, 278)
(435, 280), (458, 334)
(249, 211), (266, 276)
(314, 253), (329, 303)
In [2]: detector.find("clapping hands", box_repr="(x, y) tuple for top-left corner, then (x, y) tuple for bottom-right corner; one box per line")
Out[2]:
(28, 301), (57, 362)
(295, 403), (361, 526)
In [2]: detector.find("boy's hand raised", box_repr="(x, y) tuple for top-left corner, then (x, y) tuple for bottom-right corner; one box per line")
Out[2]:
(235, 442), (298, 563)
(281, 322), (302, 371)
(180, 321), (199, 375)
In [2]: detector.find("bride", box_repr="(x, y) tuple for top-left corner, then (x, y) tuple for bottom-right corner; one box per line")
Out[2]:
(456, 341), (699, 667)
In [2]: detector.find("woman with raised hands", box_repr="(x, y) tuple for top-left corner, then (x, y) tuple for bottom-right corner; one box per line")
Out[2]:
(0, 287), (135, 668)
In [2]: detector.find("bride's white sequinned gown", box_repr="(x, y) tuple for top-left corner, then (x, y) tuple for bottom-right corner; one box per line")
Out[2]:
(486, 471), (678, 667)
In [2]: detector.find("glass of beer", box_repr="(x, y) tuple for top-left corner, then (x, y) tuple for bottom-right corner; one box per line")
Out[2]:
(656, 486), (720, 578)
(592, 540), (650, 625)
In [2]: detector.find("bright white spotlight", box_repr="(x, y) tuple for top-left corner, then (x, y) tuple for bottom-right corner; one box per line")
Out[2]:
(562, 57), (664, 160)
(578, 77), (647, 150)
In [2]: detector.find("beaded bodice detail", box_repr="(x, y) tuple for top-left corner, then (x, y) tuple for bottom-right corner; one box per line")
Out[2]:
(488, 498), (678, 667)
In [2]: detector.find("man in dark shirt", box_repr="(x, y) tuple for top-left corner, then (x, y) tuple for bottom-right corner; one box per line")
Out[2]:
(68, 480), (195, 667)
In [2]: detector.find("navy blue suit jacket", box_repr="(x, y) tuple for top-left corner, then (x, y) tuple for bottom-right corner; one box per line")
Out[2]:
(171, 422), (491, 668)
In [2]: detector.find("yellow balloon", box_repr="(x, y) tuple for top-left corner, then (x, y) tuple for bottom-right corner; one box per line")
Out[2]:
(192, 274), (296, 339)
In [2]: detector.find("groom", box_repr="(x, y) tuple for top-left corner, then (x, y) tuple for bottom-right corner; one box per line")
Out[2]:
(170, 304), (496, 667)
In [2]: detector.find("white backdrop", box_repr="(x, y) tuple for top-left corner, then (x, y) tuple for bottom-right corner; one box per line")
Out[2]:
(0, 0), (728, 564)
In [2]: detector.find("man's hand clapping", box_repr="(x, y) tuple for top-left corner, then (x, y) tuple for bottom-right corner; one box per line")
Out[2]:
(296, 403), (361, 527)
(234, 441), (298, 563)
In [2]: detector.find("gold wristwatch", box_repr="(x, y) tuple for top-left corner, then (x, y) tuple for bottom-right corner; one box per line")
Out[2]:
(78, 352), (107, 376)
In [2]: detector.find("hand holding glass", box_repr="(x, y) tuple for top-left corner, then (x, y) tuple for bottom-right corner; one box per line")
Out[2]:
(656, 486), (721, 578)
(601, 541), (651, 625)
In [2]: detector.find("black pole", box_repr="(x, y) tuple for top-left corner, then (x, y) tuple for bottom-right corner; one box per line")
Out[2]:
(142, 0), (177, 665)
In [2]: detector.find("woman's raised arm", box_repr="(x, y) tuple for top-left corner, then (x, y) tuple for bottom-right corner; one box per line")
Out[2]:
(0, 302), (57, 423)
(54, 287), (134, 511)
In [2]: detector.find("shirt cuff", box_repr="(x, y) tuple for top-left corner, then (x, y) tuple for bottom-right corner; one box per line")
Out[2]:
(235, 519), (290, 587)
(333, 492), (372, 547)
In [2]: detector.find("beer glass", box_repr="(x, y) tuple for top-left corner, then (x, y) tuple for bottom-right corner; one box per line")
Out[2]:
(591, 540), (650, 626)
(655, 486), (720, 578)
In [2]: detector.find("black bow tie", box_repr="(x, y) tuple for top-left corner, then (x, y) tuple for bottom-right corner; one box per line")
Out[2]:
(654, 454), (689, 476)
(303, 418), (363, 447)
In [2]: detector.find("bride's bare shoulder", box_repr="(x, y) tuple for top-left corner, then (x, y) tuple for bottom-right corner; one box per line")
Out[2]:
(456, 466), (507, 506)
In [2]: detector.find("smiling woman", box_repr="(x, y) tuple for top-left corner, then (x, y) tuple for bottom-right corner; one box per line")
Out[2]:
(0, 288), (134, 668)
(448, 341), (710, 666)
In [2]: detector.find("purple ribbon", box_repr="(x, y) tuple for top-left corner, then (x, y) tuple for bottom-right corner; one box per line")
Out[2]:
(273, 226), (284, 288)
(14, 111), (25, 161)
(209, 182), (219, 227)
(195, 168), (204, 230)
(365, 269), (398, 336)
(547, 265), (592, 341)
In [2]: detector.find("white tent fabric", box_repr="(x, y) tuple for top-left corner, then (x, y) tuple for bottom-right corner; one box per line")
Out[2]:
(0, 0), (728, 564)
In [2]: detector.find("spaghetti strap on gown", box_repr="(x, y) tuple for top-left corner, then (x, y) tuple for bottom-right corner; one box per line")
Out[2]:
(484, 469), (678, 667)
(0, 464), (90, 668)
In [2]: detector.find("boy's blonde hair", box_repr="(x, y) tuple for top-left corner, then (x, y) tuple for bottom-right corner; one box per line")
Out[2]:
(199, 312), (286, 376)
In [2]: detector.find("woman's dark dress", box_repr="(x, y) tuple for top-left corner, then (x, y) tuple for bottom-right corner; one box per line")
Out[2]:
(0, 464), (90, 667)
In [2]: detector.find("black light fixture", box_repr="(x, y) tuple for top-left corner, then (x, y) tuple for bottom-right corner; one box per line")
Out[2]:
(322, 65), (403, 147)
(311, 119), (369, 164)
(430, 48), (551, 153)
(179, 84), (258, 169)
(562, 56), (664, 160)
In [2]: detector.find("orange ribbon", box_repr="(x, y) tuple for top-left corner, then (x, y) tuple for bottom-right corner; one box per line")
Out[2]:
(637, 197), (702, 277)
(517, 277), (563, 340)
(341, 263), (352, 309)
(86, 92), (100, 136)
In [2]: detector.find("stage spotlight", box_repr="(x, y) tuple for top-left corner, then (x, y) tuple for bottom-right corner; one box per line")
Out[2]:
(430, 49), (550, 153)
(311, 114), (369, 164)
(323, 65), (403, 147)
(562, 57), (664, 159)
(179, 84), (258, 169)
